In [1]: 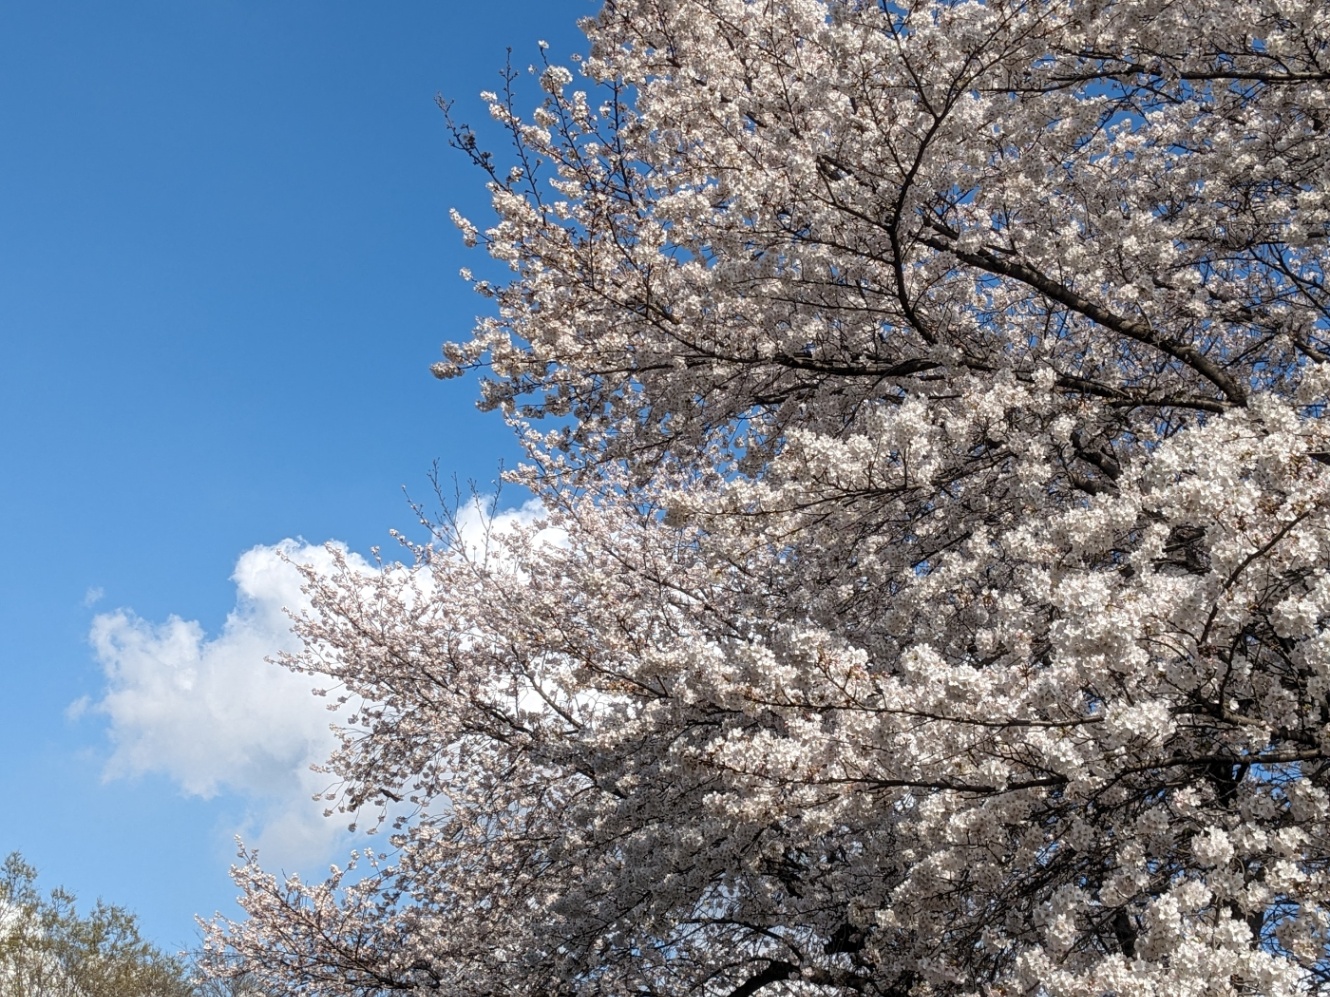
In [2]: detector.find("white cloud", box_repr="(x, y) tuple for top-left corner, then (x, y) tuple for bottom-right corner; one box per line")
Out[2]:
(83, 497), (556, 869)
(86, 540), (374, 867)
(452, 495), (566, 561)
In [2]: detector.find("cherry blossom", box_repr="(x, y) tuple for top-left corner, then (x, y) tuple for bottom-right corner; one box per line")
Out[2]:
(210, 1), (1330, 994)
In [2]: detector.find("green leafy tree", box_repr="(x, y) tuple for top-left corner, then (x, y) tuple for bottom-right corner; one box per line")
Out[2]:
(0, 853), (194, 997)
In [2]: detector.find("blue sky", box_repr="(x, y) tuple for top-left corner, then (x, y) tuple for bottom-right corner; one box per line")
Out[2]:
(1, 0), (589, 952)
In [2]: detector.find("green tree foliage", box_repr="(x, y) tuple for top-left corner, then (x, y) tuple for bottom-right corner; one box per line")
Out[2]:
(0, 852), (194, 997)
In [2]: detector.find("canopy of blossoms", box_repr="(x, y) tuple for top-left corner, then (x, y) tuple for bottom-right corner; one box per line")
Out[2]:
(213, 1), (1330, 994)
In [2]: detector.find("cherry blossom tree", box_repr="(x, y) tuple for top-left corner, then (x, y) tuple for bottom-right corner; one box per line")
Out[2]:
(211, 0), (1330, 994)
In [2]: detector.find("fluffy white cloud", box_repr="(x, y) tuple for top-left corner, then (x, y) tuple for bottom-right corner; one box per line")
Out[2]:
(85, 540), (373, 866)
(83, 498), (555, 867)
(452, 495), (565, 560)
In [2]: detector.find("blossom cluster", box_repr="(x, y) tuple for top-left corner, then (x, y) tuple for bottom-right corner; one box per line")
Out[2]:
(213, 1), (1330, 994)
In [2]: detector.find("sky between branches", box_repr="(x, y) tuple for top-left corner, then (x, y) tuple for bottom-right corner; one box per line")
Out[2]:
(0, 0), (587, 951)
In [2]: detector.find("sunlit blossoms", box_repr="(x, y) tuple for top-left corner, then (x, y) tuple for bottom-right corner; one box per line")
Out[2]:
(211, 1), (1330, 994)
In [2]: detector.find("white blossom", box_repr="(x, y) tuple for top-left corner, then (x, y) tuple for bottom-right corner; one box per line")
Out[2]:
(211, 1), (1330, 995)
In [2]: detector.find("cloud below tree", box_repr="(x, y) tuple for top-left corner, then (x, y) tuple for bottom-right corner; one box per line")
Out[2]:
(81, 498), (551, 867)
(84, 540), (362, 865)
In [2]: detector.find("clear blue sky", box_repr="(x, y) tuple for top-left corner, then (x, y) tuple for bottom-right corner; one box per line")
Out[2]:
(0, 0), (589, 952)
